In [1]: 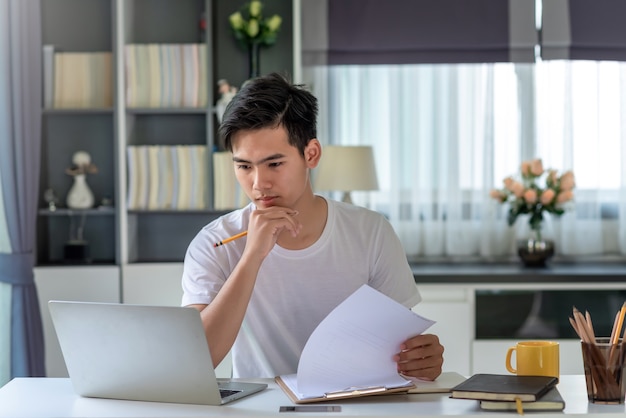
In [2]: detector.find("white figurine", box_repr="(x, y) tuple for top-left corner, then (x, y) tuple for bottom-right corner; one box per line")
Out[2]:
(215, 79), (238, 124)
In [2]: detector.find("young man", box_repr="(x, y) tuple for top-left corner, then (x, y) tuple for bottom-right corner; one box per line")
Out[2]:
(182, 73), (444, 380)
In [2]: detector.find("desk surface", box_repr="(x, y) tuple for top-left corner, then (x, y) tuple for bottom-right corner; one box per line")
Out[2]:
(0, 375), (625, 417)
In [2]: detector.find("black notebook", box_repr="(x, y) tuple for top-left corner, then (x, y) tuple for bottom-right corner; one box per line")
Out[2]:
(479, 387), (565, 411)
(450, 374), (558, 402)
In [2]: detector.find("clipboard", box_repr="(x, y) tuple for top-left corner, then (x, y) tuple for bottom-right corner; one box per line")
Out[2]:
(275, 375), (415, 404)
(406, 371), (467, 394)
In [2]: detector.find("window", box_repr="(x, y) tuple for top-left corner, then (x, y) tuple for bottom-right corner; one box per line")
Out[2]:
(306, 60), (626, 259)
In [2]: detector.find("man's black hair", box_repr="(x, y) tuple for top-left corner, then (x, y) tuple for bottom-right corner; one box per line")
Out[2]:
(218, 73), (318, 156)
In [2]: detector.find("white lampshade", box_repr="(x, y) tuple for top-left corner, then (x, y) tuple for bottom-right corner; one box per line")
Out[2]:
(315, 145), (379, 204)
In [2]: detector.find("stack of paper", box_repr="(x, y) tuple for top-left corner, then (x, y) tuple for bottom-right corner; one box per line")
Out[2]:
(276, 285), (436, 403)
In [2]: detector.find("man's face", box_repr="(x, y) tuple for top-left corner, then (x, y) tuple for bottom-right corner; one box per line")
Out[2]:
(231, 126), (314, 209)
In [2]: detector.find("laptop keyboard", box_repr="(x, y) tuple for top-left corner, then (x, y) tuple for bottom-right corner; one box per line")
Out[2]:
(219, 388), (242, 398)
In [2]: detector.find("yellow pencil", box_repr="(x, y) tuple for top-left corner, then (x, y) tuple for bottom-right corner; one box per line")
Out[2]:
(611, 302), (626, 345)
(213, 231), (248, 248)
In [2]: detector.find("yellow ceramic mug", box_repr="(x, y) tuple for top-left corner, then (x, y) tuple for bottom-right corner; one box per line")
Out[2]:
(505, 341), (560, 379)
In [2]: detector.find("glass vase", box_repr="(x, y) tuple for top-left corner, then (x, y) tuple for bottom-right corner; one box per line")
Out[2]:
(517, 225), (554, 267)
(248, 43), (261, 79)
(66, 174), (94, 209)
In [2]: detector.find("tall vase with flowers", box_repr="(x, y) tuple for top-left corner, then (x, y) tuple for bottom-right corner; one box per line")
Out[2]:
(229, 1), (282, 79)
(490, 158), (576, 266)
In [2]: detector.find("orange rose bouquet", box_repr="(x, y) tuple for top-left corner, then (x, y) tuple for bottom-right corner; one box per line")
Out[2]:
(490, 158), (575, 241)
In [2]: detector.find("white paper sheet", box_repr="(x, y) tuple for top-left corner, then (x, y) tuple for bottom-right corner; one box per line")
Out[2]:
(295, 285), (436, 397)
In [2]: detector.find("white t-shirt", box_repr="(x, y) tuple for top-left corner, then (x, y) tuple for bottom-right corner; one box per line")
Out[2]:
(181, 198), (421, 378)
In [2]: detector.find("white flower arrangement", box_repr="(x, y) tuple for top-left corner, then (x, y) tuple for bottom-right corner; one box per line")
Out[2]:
(229, 1), (282, 48)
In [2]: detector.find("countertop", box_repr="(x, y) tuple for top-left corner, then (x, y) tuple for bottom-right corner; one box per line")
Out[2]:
(410, 262), (626, 283)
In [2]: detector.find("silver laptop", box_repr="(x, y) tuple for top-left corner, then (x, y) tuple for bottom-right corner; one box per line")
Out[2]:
(48, 300), (267, 405)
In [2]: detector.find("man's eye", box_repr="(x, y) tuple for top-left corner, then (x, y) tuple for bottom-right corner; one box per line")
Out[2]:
(269, 162), (283, 168)
(236, 164), (250, 170)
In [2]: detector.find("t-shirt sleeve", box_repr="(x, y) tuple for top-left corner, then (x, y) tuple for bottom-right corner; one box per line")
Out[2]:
(180, 228), (229, 307)
(368, 218), (421, 308)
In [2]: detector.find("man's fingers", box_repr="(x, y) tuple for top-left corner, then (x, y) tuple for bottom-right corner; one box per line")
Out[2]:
(250, 207), (301, 236)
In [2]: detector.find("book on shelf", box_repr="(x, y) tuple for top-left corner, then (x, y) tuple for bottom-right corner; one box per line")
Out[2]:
(135, 45), (150, 107)
(90, 52), (113, 107)
(42, 45), (55, 108)
(193, 145), (207, 209)
(212, 151), (248, 210)
(169, 44), (183, 107)
(212, 151), (236, 210)
(197, 45), (208, 109)
(175, 145), (192, 210)
(159, 44), (172, 108)
(51, 51), (112, 109)
(125, 44), (136, 108)
(187, 146), (199, 208)
(479, 387), (565, 412)
(126, 146), (139, 210)
(275, 285), (436, 403)
(170, 146), (180, 209)
(450, 373), (558, 402)
(157, 146), (175, 209)
(52, 52), (67, 108)
(135, 146), (150, 210)
(147, 146), (161, 210)
(124, 43), (207, 108)
(127, 145), (209, 210)
(187, 145), (207, 209)
(181, 44), (198, 107)
(126, 145), (207, 211)
(147, 43), (161, 108)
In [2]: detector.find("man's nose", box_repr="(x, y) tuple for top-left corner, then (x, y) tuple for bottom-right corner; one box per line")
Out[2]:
(253, 168), (271, 190)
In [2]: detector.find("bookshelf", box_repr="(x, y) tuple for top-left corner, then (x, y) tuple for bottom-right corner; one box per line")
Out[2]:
(37, 0), (294, 378)
(39, 0), (116, 265)
(37, 0), (295, 267)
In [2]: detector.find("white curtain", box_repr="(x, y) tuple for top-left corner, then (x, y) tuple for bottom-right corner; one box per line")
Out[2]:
(0, 284), (9, 386)
(0, 0), (11, 386)
(0, 0), (45, 383)
(305, 61), (626, 261)
(0, 154), (11, 386)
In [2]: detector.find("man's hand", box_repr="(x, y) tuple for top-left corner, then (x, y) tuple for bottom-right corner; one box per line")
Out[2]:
(245, 206), (302, 258)
(394, 334), (444, 381)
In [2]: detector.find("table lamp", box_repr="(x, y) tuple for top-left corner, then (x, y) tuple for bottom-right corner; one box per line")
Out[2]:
(315, 145), (379, 204)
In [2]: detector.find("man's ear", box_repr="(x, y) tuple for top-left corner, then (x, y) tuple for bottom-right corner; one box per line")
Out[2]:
(304, 139), (322, 168)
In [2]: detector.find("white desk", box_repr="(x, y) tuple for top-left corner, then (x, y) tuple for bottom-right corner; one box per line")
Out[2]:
(0, 375), (624, 417)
